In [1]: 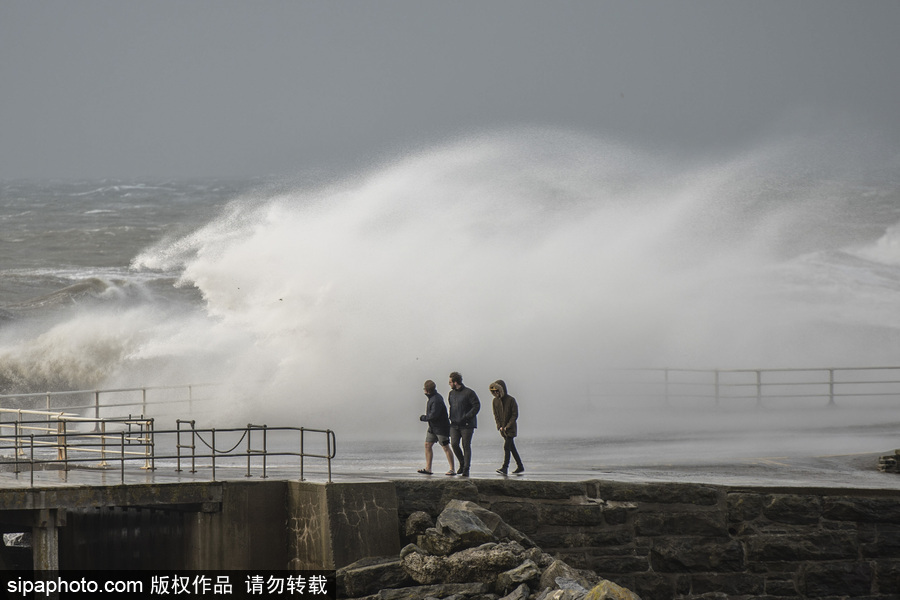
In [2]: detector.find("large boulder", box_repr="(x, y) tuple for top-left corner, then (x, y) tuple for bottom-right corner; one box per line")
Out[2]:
(538, 560), (600, 593)
(443, 500), (536, 549)
(404, 511), (434, 539)
(419, 498), (535, 556)
(403, 541), (527, 587)
(337, 556), (415, 598)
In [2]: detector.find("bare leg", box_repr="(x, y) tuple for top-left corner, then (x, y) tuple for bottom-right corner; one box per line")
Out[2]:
(424, 442), (434, 472)
(441, 444), (455, 473)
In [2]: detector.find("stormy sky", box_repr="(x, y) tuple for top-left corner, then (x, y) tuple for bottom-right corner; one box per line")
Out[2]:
(1, 0), (898, 180)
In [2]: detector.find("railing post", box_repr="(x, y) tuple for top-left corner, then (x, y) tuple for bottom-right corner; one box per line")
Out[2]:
(191, 421), (197, 474)
(246, 425), (253, 478)
(94, 391), (101, 421)
(141, 419), (152, 470)
(142, 389), (147, 416)
(756, 370), (762, 408)
(15, 419), (25, 458)
(211, 428), (216, 481)
(714, 370), (720, 406)
(328, 430), (334, 483)
(120, 431), (126, 484)
(828, 368), (836, 407)
(175, 419), (184, 473)
(664, 369), (670, 406)
(262, 425), (268, 479)
(14, 422), (20, 472)
(56, 420), (67, 464)
(99, 421), (108, 467)
(300, 428), (305, 482)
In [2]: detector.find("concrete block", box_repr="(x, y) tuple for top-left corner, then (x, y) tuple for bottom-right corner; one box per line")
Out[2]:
(289, 481), (400, 570)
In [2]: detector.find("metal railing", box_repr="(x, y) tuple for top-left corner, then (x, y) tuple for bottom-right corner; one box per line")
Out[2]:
(0, 414), (336, 487)
(0, 383), (220, 421)
(590, 366), (900, 408)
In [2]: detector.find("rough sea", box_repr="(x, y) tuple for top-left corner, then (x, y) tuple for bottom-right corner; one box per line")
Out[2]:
(2, 132), (900, 477)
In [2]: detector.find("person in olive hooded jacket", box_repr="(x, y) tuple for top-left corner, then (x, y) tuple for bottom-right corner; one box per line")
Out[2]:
(490, 379), (524, 475)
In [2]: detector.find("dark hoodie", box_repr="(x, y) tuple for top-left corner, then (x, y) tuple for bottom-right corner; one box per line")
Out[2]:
(491, 379), (518, 438)
(421, 391), (451, 437)
(448, 384), (480, 429)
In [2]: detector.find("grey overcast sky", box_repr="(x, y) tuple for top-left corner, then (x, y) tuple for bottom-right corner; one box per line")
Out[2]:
(1, 1), (898, 180)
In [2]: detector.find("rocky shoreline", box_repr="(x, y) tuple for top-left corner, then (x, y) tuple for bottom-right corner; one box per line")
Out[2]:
(337, 499), (640, 600)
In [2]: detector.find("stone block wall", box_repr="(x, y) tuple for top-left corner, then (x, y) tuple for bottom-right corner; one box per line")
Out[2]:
(393, 479), (900, 600)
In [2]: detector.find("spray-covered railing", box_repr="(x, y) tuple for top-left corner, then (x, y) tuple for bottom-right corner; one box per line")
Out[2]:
(0, 413), (336, 487)
(0, 410), (153, 466)
(0, 383), (220, 421)
(590, 366), (900, 408)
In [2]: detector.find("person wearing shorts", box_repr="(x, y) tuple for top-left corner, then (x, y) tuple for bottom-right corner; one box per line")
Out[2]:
(419, 380), (456, 476)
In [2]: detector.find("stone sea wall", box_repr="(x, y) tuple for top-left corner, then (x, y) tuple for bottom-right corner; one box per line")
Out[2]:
(393, 479), (900, 600)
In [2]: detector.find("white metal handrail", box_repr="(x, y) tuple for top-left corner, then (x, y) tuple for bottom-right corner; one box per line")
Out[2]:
(0, 383), (220, 421)
(0, 418), (336, 487)
(590, 366), (900, 407)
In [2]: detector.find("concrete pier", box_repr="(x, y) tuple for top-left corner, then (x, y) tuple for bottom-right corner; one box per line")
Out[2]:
(3, 466), (900, 599)
(0, 477), (401, 572)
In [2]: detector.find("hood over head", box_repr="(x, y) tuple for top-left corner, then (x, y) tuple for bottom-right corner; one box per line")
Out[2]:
(490, 380), (508, 396)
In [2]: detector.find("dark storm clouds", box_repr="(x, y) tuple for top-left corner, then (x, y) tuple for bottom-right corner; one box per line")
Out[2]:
(1, 0), (898, 179)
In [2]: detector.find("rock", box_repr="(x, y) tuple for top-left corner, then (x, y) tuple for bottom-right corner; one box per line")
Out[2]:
(583, 580), (641, 600)
(338, 556), (415, 598)
(344, 498), (641, 600)
(523, 547), (555, 569)
(419, 527), (462, 557)
(554, 578), (589, 594)
(376, 582), (489, 600)
(495, 560), (541, 595)
(435, 502), (497, 548)
(419, 498), (538, 556)
(538, 560), (599, 593)
(499, 583), (531, 600)
(400, 544), (426, 559)
(404, 541), (526, 587)
(406, 511), (435, 538)
(443, 500), (536, 548)
(418, 504), (494, 556)
(533, 589), (584, 600)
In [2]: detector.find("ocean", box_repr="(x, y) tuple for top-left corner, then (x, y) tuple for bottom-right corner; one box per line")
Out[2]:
(2, 131), (900, 449)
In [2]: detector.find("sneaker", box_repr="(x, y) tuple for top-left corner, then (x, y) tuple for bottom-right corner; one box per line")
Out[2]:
(513, 465), (525, 474)
(457, 466), (465, 475)
(496, 468), (508, 475)
(460, 471), (470, 477)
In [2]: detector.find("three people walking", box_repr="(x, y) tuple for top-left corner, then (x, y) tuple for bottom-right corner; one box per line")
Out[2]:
(418, 372), (524, 477)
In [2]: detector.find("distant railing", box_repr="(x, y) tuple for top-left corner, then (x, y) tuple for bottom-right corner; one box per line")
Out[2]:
(0, 383), (220, 421)
(0, 412), (336, 487)
(590, 366), (900, 408)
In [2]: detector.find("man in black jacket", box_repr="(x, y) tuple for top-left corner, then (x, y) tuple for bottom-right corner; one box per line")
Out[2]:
(419, 380), (455, 476)
(448, 371), (480, 477)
